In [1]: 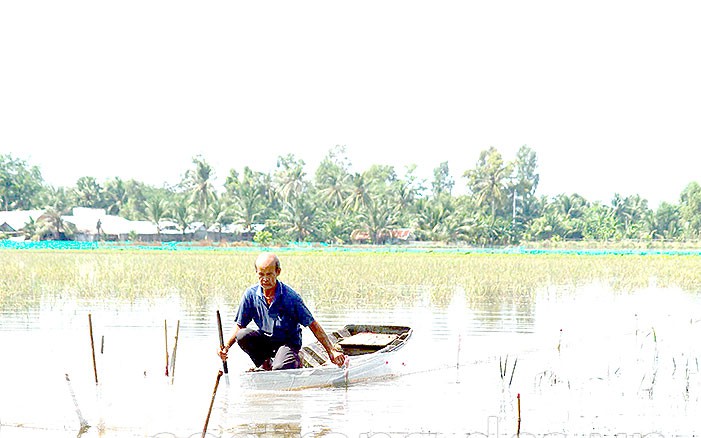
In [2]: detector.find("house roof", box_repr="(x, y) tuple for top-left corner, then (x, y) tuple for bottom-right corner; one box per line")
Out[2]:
(351, 228), (415, 241)
(62, 207), (158, 235)
(1, 208), (261, 237)
(0, 209), (46, 232)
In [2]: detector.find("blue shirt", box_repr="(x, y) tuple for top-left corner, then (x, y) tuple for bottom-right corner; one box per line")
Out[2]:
(235, 281), (315, 349)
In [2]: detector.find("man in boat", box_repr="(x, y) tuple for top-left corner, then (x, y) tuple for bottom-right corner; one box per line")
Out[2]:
(218, 252), (346, 371)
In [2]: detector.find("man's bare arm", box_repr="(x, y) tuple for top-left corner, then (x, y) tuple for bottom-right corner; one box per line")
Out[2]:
(309, 320), (346, 367)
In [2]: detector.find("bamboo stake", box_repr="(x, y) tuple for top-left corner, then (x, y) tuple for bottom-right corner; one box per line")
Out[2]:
(202, 370), (223, 438)
(517, 393), (521, 436)
(164, 319), (169, 377)
(88, 313), (98, 385)
(170, 320), (180, 384)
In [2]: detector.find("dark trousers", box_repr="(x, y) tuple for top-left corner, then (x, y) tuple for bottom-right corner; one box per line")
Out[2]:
(236, 328), (302, 370)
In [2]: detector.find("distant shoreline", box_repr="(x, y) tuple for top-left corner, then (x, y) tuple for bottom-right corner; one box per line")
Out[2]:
(2, 239), (700, 256)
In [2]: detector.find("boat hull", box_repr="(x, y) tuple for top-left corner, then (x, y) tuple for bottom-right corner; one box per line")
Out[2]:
(237, 324), (412, 390)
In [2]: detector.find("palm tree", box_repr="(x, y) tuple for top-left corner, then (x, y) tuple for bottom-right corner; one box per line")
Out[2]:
(464, 147), (513, 223)
(227, 167), (266, 232)
(171, 195), (193, 240)
(36, 207), (75, 240)
(274, 154), (306, 204)
(104, 177), (128, 216)
(208, 196), (231, 242)
(582, 203), (618, 240)
(552, 193), (589, 219)
(611, 193), (650, 238)
(145, 197), (170, 240)
(416, 196), (454, 241)
(343, 173), (372, 213)
(183, 156), (216, 223)
(316, 165), (351, 209)
(316, 209), (354, 244)
(391, 164), (424, 223)
(276, 195), (317, 242)
(315, 146), (352, 209)
(357, 197), (399, 244)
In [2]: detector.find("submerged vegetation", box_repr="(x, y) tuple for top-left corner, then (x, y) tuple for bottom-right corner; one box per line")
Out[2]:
(2, 249), (700, 312)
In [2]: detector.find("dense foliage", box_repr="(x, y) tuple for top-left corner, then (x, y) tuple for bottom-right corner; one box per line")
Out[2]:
(1, 146), (698, 245)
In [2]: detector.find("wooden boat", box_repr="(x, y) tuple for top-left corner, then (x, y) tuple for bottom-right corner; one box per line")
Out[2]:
(238, 324), (413, 390)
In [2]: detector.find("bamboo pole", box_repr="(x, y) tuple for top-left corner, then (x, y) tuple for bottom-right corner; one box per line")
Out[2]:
(517, 393), (521, 436)
(216, 310), (228, 374)
(202, 370), (223, 438)
(170, 320), (180, 384)
(164, 319), (169, 377)
(88, 313), (98, 385)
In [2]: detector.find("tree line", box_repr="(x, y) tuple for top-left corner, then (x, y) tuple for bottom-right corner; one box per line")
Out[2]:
(2, 145), (700, 245)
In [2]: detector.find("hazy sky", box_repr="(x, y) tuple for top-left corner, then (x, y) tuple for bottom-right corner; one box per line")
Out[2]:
(2, 1), (700, 208)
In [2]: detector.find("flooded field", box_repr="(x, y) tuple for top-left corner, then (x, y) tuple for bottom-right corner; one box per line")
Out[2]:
(0, 250), (699, 437)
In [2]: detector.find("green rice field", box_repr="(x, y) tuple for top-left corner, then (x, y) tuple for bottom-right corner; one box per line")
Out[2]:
(3, 248), (701, 310)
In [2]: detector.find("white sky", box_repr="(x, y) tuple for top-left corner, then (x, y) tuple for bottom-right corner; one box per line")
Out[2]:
(2, 1), (700, 208)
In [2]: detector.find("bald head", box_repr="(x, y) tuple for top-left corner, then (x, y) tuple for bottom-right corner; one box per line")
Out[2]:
(255, 252), (280, 272)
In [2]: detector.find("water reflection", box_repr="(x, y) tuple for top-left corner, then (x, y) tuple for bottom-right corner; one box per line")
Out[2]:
(0, 283), (700, 437)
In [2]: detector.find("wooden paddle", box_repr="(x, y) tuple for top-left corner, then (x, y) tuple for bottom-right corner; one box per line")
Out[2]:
(216, 310), (229, 374)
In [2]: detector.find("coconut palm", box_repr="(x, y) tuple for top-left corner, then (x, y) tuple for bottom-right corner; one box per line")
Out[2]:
(145, 196), (170, 240)
(343, 173), (372, 213)
(171, 195), (193, 240)
(36, 207), (76, 240)
(275, 195), (317, 242)
(104, 177), (128, 216)
(208, 196), (231, 242)
(274, 154), (307, 204)
(227, 167), (267, 232)
(183, 156), (216, 223)
(357, 197), (399, 244)
(315, 146), (352, 209)
(316, 164), (351, 209)
(464, 147), (513, 223)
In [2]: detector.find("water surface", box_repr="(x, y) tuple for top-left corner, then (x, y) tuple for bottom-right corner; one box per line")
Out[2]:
(1, 282), (699, 437)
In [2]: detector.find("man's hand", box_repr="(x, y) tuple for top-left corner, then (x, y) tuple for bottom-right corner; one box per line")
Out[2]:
(218, 345), (229, 362)
(329, 348), (346, 367)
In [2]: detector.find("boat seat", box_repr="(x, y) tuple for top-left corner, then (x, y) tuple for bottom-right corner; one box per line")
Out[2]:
(338, 332), (398, 356)
(302, 327), (404, 366)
